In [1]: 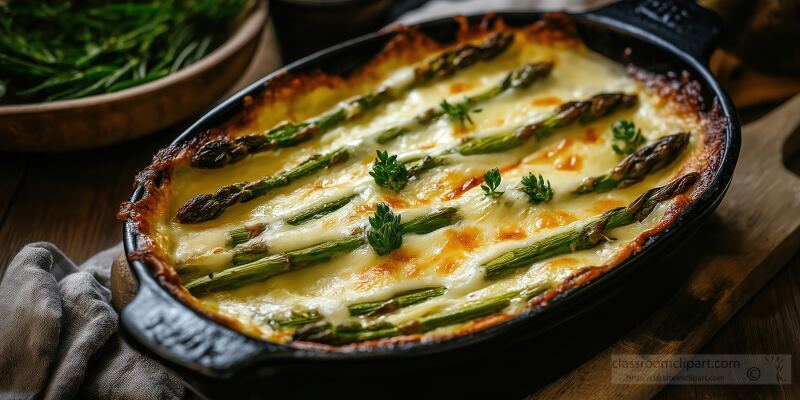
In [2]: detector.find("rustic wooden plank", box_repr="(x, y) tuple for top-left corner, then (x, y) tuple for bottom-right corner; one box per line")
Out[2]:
(530, 94), (800, 399)
(657, 252), (800, 399)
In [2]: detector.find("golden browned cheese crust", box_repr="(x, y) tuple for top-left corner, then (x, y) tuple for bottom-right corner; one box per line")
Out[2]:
(120, 13), (727, 350)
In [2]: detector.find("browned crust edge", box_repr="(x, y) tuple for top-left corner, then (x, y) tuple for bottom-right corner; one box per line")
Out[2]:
(118, 13), (729, 352)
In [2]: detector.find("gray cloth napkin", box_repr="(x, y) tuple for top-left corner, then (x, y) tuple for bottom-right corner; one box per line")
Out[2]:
(0, 243), (184, 400)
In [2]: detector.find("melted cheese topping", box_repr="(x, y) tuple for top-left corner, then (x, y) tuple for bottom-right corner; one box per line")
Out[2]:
(158, 36), (705, 343)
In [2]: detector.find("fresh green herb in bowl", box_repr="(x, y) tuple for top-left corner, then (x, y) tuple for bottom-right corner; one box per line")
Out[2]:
(0, 0), (252, 104)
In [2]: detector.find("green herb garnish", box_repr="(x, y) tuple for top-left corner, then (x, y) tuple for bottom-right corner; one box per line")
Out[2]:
(611, 120), (646, 155)
(480, 168), (504, 198)
(370, 150), (409, 191)
(440, 98), (482, 126)
(0, 0), (249, 103)
(367, 203), (403, 256)
(520, 173), (553, 204)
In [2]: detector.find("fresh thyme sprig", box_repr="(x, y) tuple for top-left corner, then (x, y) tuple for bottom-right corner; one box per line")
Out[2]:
(440, 98), (482, 126)
(520, 173), (553, 204)
(370, 150), (409, 191)
(480, 168), (504, 198)
(611, 120), (646, 155)
(367, 203), (403, 256)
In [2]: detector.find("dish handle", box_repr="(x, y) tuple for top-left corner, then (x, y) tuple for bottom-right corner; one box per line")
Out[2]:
(591, 0), (722, 63)
(120, 266), (289, 378)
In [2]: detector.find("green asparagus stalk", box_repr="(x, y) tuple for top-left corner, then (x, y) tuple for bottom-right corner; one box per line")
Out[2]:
(190, 237), (363, 295)
(233, 207), (460, 266)
(271, 286), (447, 332)
(294, 321), (402, 344)
(285, 236), (367, 266)
(286, 194), (357, 226)
(457, 92), (638, 155)
(190, 32), (515, 169)
(398, 207), (460, 235)
(225, 150), (449, 245)
(184, 254), (290, 296)
(348, 286), (447, 317)
(270, 287), (446, 331)
(185, 208), (460, 295)
(176, 148), (350, 224)
(227, 195), (357, 247)
(231, 235), (365, 267)
(228, 223), (268, 247)
(574, 132), (690, 194)
(416, 284), (550, 332)
(484, 172), (699, 280)
(293, 283), (550, 344)
(224, 154), (446, 250)
(375, 61), (554, 143)
(270, 310), (323, 328)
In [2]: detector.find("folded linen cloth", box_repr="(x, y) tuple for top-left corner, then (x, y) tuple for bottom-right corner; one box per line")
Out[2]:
(0, 243), (184, 400)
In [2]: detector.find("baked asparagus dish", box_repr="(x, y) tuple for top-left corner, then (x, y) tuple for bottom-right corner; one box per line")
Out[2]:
(121, 14), (726, 348)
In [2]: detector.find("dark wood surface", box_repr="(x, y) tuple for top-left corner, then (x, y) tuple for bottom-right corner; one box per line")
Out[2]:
(0, 133), (169, 270)
(657, 253), (800, 399)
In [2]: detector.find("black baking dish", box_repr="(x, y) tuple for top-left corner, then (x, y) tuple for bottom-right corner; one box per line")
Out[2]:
(121, 0), (740, 398)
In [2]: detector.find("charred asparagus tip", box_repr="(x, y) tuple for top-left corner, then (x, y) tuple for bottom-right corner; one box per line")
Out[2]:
(574, 132), (690, 194)
(191, 32), (516, 169)
(176, 149), (350, 224)
(457, 92), (638, 156)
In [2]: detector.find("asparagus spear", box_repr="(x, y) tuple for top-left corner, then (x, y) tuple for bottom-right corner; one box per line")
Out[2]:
(190, 237), (364, 295)
(176, 148), (350, 224)
(293, 283), (550, 344)
(294, 321), (402, 344)
(457, 92), (638, 155)
(190, 32), (515, 169)
(484, 172), (699, 280)
(574, 132), (690, 194)
(232, 206), (461, 266)
(416, 284), (550, 332)
(286, 194), (357, 226)
(231, 235), (365, 267)
(270, 310), (323, 328)
(349, 286), (447, 317)
(228, 223), (268, 247)
(376, 62), (554, 143)
(179, 93), (635, 224)
(275, 286), (448, 331)
(184, 254), (290, 296)
(185, 208), (460, 295)
(227, 195), (357, 247)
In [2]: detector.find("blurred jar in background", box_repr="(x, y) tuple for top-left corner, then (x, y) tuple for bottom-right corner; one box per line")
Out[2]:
(701, 0), (800, 74)
(270, 0), (394, 62)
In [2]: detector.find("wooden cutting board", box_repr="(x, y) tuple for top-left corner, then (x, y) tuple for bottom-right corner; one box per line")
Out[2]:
(530, 94), (800, 399)
(111, 95), (800, 398)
